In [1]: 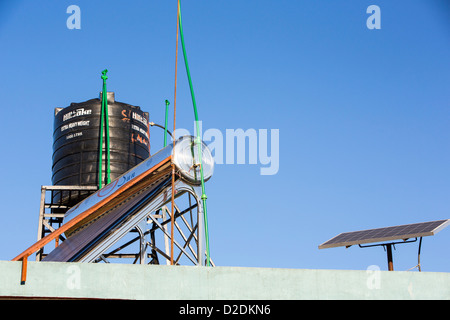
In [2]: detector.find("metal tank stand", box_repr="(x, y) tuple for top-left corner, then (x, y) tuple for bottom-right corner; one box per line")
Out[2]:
(36, 185), (98, 261)
(35, 183), (213, 266)
(91, 181), (214, 267)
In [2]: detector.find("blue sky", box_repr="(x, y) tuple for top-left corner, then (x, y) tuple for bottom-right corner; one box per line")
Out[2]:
(0, 0), (449, 272)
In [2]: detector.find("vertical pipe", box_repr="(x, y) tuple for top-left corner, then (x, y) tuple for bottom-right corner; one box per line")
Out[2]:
(98, 69), (109, 189)
(171, 0), (181, 266)
(178, 1), (211, 266)
(98, 91), (104, 189)
(20, 256), (28, 285)
(164, 100), (170, 147)
(102, 70), (111, 185)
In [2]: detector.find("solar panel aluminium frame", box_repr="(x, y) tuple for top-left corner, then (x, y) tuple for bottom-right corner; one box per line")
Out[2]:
(71, 180), (205, 265)
(318, 219), (450, 250)
(42, 175), (173, 263)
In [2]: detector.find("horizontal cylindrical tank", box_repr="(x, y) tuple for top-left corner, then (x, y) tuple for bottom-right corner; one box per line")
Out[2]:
(52, 92), (150, 205)
(61, 135), (214, 237)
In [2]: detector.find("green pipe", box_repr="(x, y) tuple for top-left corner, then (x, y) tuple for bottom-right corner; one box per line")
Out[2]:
(178, 3), (210, 266)
(102, 70), (111, 185)
(164, 100), (170, 147)
(98, 69), (110, 189)
(98, 75), (105, 189)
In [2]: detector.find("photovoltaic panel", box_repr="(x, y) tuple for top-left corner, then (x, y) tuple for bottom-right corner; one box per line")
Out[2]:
(318, 219), (449, 249)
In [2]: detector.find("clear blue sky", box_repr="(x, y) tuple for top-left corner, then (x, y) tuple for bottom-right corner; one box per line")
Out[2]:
(0, 0), (449, 272)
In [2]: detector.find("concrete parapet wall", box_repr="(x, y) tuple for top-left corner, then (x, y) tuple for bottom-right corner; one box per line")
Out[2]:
(0, 261), (448, 299)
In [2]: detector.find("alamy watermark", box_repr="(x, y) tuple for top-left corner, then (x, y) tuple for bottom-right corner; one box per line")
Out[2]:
(66, 5), (81, 30)
(66, 265), (81, 290)
(67, 5), (381, 31)
(366, 265), (381, 290)
(366, 5), (381, 30)
(173, 122), (280, 176)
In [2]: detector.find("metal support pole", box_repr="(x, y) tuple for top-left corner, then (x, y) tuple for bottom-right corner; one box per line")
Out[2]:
(161, 207), (171, 265)
(137, 220), (148, 265)
(36, 186), (47, 261)
(386, 243), (394, 271)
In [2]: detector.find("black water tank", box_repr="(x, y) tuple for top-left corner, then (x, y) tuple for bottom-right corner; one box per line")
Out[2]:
(52, 92), (150, 204)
